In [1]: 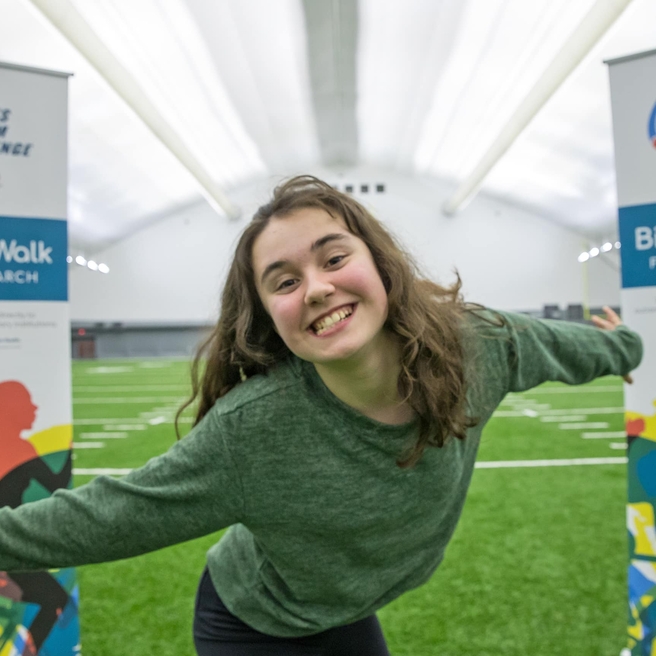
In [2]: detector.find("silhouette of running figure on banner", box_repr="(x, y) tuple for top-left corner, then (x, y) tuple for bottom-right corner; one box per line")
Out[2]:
(0, 381), (72, 655)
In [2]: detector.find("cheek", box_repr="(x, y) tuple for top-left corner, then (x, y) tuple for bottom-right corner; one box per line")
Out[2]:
(267, 296), (303, 333)
(338, 264), (387, 307)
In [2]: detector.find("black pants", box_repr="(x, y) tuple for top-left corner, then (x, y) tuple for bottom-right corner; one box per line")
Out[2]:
(193, 568), (391, 656)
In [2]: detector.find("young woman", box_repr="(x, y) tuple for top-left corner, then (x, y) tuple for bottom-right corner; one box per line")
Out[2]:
(0, 176), (643, 655)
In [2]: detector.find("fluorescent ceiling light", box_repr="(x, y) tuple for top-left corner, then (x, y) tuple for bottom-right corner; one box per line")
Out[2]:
(578, 252), (590, 262)
(75, 255), (87, 266)
(29, 0), (266, 217)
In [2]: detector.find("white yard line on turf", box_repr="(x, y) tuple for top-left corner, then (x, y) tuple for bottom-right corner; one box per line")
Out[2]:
(559, 422), (609, 429)
(581, 431), (626, 439)
(72, 457), (629, 477)
(475, 457), (627, 468)
(79, 432), (128, 439)
(73, 417), (193, 425)
(73, 397), (184, 404)
(492, 407), (623, 418)
(73, 385), (189, 392)
(609, 443), (627, 449)
(73, 442), (105, 448)
(541, 407), (624, 415)
(540, 415), (587, 422)
(517, 386), (623, 394)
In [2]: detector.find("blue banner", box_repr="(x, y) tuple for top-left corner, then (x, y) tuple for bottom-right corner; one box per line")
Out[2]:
(0, 216), (67, 301)
(619, 203), (656, 289)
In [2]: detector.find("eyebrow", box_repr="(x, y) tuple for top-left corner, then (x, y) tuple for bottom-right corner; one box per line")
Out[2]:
(260, 233), (349, 285)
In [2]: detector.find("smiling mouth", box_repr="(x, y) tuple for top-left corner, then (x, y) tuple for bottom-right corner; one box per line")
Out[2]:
(310, 304), (355, 335)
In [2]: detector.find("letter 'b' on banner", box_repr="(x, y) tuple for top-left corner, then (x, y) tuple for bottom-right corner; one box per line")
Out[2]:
(0, 62), (80, 654)
(607, 48), (656, 656)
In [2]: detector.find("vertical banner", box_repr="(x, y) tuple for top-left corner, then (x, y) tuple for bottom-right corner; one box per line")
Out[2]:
(607, 49), (656, 656)
(0, 63), (79, 655)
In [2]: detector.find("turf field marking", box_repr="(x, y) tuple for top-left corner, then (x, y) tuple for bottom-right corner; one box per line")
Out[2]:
(73, 442), (105, 448)
(73, 397), (185, 404)
(609, 443), (627, 449)
(73, 417), (193, 425)
(74, 418), (146, 425)
(493, 410), (530, 417)
(106, 424), (147, 431)
(539, 407), (624, 415)
(148, 416), (168, 425)
(492, 407), (623, 419)
(475, 457), (626, 468)
(519, 385), (623, 394)
(581, 431), (626, 439)
(82, 366), (134, 374)
(73, 385), (189, 392)
(79, 432), (128, 439)
(540, 415), (587, 422)
(559, 422), (610, 429)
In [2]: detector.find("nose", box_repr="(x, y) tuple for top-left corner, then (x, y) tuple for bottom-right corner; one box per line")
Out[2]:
(304, 271), (334, 305)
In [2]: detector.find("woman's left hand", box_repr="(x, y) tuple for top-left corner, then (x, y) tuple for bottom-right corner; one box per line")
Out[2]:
(591, 305), (633, 384)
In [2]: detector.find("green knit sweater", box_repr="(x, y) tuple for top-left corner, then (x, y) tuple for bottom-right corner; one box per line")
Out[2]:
(0, 310), (643, 636)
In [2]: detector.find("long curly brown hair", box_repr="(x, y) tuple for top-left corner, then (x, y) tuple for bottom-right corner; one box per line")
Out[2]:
(176, 175), (479, 468)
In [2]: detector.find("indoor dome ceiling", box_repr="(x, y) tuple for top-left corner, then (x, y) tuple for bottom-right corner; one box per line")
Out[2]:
(1, 0), (655, 254)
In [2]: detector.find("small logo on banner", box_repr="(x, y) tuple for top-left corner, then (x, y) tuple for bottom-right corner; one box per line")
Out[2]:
(649, 101), (656, 149)
(0, 216), (67, 301)
(0, 108), (34, 157)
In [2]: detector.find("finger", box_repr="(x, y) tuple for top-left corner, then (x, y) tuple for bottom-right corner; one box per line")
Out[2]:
(591, 315), (612, 330)
(602, 306), (622, 326)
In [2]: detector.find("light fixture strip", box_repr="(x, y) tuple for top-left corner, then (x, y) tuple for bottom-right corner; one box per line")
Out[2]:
(442, 0), (635, 215)
(28, 0), (241, 220)
(577, 240), (621, 262)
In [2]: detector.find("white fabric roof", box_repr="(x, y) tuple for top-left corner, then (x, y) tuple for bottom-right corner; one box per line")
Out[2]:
(1, 0), (654, 253)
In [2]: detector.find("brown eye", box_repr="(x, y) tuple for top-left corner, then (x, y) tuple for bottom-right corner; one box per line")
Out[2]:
(327, 255), (345, 266)
(276, 279), (296, 291)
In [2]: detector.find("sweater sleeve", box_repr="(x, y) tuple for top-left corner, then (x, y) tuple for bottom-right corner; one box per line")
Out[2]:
(0, 407), (244, 572)
(495, 310), (643, 393)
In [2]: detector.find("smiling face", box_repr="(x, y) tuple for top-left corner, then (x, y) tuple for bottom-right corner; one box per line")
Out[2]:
(252, 207), (390, 367)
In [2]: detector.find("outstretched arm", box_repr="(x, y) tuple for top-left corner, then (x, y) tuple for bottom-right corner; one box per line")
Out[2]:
(490, 308), (643, 394)
(0, 409), (244, 572)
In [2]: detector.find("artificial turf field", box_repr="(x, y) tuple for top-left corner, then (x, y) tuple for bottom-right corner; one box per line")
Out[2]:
(70, 358), (630, 655)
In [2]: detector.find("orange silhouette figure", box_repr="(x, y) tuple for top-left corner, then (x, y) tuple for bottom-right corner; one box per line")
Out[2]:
(0, 381), (72, 653)
(0, 380), (39, 480)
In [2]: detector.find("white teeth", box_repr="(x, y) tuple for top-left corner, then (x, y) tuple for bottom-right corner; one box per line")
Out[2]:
(313, 306), (353, 334)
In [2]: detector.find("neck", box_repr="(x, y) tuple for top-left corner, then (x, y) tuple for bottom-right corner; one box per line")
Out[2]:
(313, 332), (415, 424)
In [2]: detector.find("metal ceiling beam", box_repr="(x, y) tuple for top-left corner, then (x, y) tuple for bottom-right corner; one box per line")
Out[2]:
(442, 0), (635, 216)
(302, 0), (358, 167)
(27, 0), (241, 220)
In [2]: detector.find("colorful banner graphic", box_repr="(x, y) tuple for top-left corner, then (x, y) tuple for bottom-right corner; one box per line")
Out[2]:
(0, 62), (79, 655)
(607, 49), (656, 656)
